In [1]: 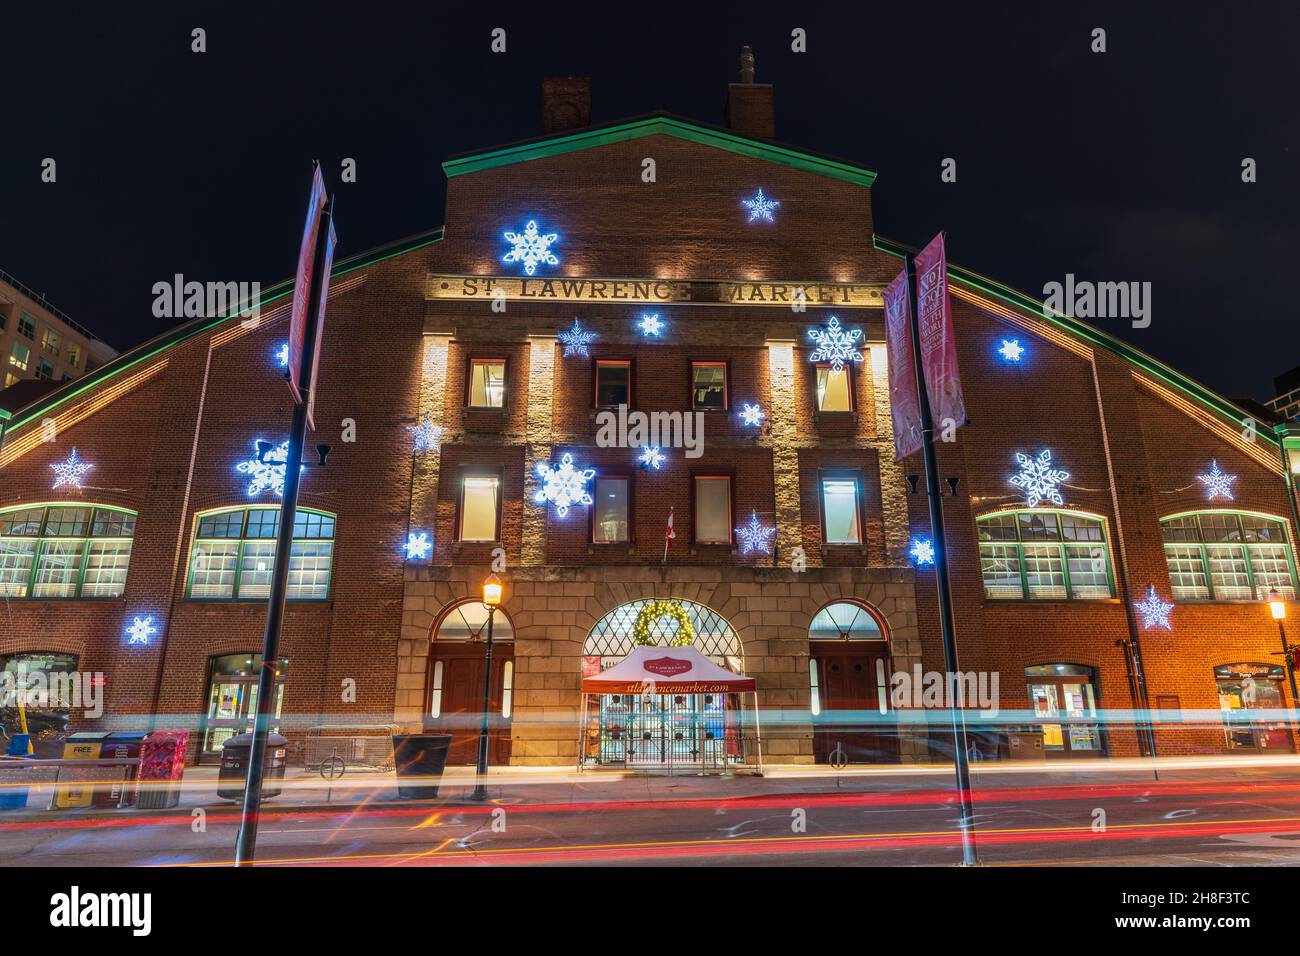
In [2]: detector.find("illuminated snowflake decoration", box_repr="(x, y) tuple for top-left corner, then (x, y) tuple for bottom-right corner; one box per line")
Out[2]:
(408, 413), (443, 455)
(998, 339), (1025, 362)
(735, 511), (776, 555)
(404, 531), (432, 561)
(1009, 449), (1069, 507)
(50, 448), (94, 490)
(558, 319), (598, 358)
(638, 313), (665, 336)
(638, 445), (665, 469)
(277, 342), (289, 368)
(807, 316), (864, 372)
(1197, 460), (1237, 501)
(534, 452), (595, 516)
(501, 219), (559, 276)
(742, 188), (780, 223)
(739, 403), (765, 427)
(1135, 585), (1174, 631)
(236, 440), (291, 497)
(910, 538), (936, 567)
(126, 616), (158, 646)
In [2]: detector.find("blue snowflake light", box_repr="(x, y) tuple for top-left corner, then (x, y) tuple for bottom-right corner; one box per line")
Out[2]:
(735, 511), (776, 555)
(807, 316), (864, 372)
(405, 531), (432, 561)
(408, 414), (442, 455)
(638, 313), (665, 336)
(910, 538), (936, 567)
(1197, 460), (1236, 501)
(236, 439), (292, 497)
(277, 342), (289, 368)
(638, 446), (665, 469)
(742, 189), (780, 223)
(1009, 449), (1069, 507)
(1135, 585), (1174, 630)
(739, 403), (765, 428)
(50, 448), (94, 490)
(998, 339), (1025, 362)
(558, 319), (598, 358)
(535, 452), (595, 516)
(126, 616), (158, 646)
(502, 219), (559, 276)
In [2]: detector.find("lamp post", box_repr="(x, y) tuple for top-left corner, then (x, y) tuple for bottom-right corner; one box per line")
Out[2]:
(1269, 589), (1299, 713)
(471, 573), (504, 801)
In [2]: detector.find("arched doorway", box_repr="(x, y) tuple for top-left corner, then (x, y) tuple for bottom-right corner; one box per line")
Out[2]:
(808, 600), (897, 764)
(425, 600), (515, 765)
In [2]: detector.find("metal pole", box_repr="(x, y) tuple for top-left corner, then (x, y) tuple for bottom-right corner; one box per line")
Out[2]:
(904, 252), (978, 866)
(1280, 620), (1298, 706)
(471, 605), (497, 801)
(234, 192), (333, 866)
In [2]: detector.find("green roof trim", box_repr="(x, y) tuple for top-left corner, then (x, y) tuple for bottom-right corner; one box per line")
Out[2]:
(872, 234), (1277, 449)
(443, 115), (878, 187)
(1, 229), (444, 437)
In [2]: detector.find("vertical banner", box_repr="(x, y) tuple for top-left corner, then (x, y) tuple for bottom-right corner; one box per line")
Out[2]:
(882, 270), (923, 460)
(305, 215), (336, 432)
(288, 164), (329, 406)
(914, 233), (967, 431)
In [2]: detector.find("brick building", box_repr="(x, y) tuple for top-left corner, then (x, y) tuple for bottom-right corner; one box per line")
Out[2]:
(0, 269), (116, 391)
(3, 62), (1299, 767)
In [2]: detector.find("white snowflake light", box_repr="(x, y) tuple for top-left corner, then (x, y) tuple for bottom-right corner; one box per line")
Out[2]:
(910, 538), (936, 567)
(1197, 460), (1236, 501)
(408, 414), (442, 455)
(535, 452), (595, 517)
(742, 188), (780, 223)
(807, 316), (864, 372)
(739, 403), (765, 427)
(236, 439), (291, 497)
(126, 616), (158, 646)
(1009, 449), (1069, 507)
(1135, 585), (1174, 630)
(998, 339), (1025, 362)
(735, 511), (776, 555)
(277, 342), (289, 368)
(638, 313), (665, 336)
(405, 531), (432, 561)
(502, 219), (559, 276)
(638, 445), (665, 469)
(558, 319), (598, 358)
(50, 448), (94, 490)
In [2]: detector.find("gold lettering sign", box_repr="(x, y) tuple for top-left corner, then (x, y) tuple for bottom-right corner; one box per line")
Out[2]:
(428, 274), (883, 308)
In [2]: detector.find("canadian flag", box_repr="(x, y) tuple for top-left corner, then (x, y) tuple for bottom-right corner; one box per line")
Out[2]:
(665, 507), (675, 543)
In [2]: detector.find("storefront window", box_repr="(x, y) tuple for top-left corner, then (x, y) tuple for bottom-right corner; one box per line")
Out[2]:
(201, 653), (287, 759)
(1214, 663), (1294, 752)
(1025, 664), (1104, 757)
(0, 652), (79, 756)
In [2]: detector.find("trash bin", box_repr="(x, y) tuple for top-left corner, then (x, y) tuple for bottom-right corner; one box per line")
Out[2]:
(0, 744), (33, 810)
(136, 729), (190, 810)
(217, 733), (289, 801)
(97, 732), (148, 808)
(392, 734), (452, 800)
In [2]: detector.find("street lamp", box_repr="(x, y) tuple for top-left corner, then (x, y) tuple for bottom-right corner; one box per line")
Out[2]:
(471, 573), (503, 801)
(1270, 589), (1300, 709)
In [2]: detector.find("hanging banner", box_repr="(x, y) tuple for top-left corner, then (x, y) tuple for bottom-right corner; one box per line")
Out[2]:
(882, 270), (923, 460)
(287, 164), (329, 407)
(915, 233), (967, 431)
(305, 215), (336, 433)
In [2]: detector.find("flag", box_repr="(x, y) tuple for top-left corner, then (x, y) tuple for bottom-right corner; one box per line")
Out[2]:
(665, 507), (675, 543)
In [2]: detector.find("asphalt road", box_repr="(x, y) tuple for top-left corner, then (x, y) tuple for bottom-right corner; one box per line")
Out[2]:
(6, 767), (1300, 867)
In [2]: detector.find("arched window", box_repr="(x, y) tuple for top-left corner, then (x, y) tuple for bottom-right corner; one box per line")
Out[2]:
(977, 510), (1114, 601)
(1160, 511), (1296, 601)
(187, 506), (335, 600)
(808, 600), (885, 640)
(584, 599), (740, 667)
(0, 504), (136, 599)
(434, 600), (515, 642)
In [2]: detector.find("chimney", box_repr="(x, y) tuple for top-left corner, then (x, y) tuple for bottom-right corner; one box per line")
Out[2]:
(725, 44), (775, 139)
(542, 76), (592, 134)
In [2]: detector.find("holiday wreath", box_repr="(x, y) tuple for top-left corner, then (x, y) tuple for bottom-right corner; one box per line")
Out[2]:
(631, 599), (695, 647)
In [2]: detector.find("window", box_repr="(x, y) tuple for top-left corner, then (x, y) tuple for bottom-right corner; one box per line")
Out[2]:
(467, 358), (505, 408)
(66, 345), (80, 369)
(459, 472), (501, 542)
(10, 342), (30, 371)
(0, 505), (136, 599)
(1160, 511), (1297, 601)
(1026, 664), (1104, 756)
(18, 312), (35, 339)
(188, 507), (334, 600)
(35, 358), (53, 381)
(820, 475), (863, 544)
(815, 365), (853, 412)
(592, 476), (630, 544)
(691, 362), (728, 410)
(693, 475), (732, 544)
(595, 360), (632, 408)
(809, 600), (885, 640)
(4, 373), (18, 388)
(977, 510), (1114, 600)
(41, 328), (60, 355)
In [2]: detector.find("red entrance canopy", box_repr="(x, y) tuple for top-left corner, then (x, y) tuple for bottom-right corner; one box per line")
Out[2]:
(582, 645), (756, 694)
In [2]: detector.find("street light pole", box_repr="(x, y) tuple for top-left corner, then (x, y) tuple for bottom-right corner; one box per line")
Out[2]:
(471, 574), (504, 801)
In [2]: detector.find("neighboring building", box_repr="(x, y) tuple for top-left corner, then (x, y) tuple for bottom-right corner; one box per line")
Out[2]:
(3, 53), (1299, 769)
(0, 268), (116, 391)
(1267, 365), (1300, 422)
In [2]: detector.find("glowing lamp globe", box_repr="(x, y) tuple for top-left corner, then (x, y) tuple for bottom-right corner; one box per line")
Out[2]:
(482, 574), (504, 608)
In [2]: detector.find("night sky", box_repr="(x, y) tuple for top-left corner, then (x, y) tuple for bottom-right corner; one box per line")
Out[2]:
(3, 2), (1297, 400)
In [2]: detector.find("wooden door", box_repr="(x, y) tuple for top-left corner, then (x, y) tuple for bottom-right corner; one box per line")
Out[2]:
(427, 643), (513, 765)
(811, 643), (898, 764)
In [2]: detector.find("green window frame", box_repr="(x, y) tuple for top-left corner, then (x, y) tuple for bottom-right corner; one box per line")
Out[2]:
(977, 509), (1116, 601)
(0, 504), (137, 599)
(1160, 510), (1298, 602)
(187, 506), (335, 601)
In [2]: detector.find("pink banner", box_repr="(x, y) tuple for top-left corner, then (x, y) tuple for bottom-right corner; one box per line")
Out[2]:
(305, 215), (336, 432)
(914, 233), (967, 431)
(288, 165), (328, 406)
(883, 270), (923, 461)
